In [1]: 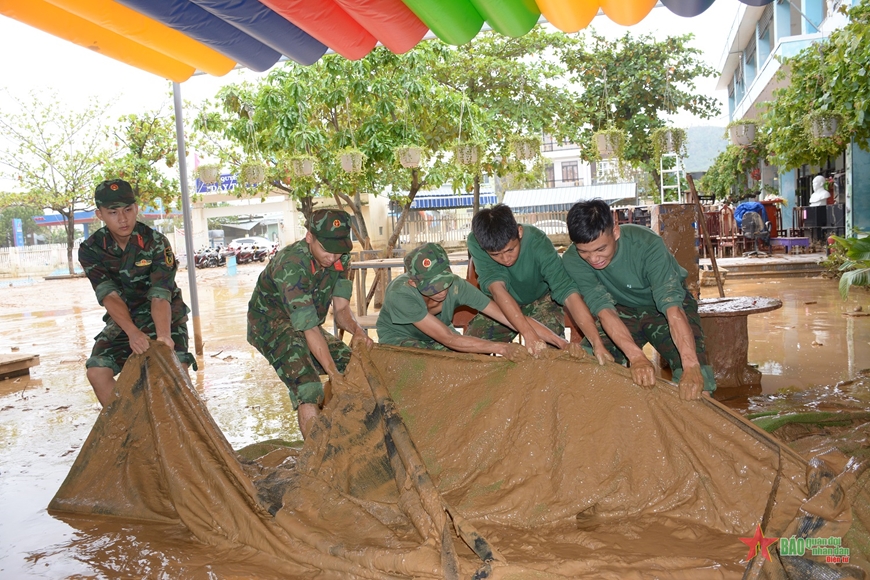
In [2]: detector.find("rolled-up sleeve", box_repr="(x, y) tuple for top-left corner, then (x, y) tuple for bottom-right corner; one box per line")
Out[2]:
(147, 234), (177, 302)
(645, 239), (687, 313)
(78, 244), (121, 305)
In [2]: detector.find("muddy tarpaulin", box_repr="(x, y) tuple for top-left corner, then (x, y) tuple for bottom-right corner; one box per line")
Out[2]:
(49, 342), (869, 578)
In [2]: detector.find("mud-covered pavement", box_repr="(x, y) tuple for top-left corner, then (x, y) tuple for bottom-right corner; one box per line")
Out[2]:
(0, 263), (868, 578)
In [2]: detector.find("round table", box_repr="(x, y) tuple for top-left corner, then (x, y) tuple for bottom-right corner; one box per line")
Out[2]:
(697, 296), (783, 392)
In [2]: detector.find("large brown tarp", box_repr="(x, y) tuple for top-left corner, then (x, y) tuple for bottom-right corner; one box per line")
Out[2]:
(49, 342), (868, 578)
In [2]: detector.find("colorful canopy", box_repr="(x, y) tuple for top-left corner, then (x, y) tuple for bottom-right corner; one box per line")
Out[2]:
(0, 0), (775, 82)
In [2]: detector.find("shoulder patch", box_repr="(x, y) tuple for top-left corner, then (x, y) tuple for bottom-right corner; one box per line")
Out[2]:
(164, 247), (175, 267)
(135, 259), (152, 267)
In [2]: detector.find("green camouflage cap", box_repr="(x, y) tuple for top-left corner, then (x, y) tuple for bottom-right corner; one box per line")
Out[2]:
(95, 179), (136, 209)
(308, 209), (353, 254)
(405, 243), (454, 296)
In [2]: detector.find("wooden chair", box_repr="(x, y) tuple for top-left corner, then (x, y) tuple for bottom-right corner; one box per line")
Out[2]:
(717, 206), (743, 258)
(452, 255), (478, 330)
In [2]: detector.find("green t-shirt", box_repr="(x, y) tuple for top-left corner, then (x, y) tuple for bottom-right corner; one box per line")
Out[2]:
(562, 224), (688, 316)
(466, 224), (578, 306)
(377, 273), (491, 345)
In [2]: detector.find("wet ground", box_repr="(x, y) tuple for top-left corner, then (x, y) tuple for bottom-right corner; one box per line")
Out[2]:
(0, 263), (868, 578)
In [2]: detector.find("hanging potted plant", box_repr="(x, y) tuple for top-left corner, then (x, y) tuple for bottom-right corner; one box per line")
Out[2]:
(806, 111), (841, 140)
(338, 148), (366, 173)
(592, 128), (627, 160)
(727, 120), (757, 146)
(651, 127), (687, 160)
(395, 145), (424, 168)
(288, 155), (316, 179)
(454, 142), (482, 166)
(196, 163), (221, 185)
(240, 160), (267, 184)
(510, 135), (541, 161)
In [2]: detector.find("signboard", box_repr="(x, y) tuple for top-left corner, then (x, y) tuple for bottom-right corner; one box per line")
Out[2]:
(12, 218), (24, 247)
(195, 174), (239, 195)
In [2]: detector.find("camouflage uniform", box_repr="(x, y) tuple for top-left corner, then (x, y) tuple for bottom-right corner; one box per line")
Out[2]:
(79, 221), (195, 374)
(582, 291), (716, 389)
(464, 292), (565, 343)
(247, 210), (353, 409)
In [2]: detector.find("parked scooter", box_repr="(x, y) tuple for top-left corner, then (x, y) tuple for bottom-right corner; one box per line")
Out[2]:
(194, 247), (214, 269)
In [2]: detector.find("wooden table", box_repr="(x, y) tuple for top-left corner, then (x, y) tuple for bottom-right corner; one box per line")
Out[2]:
(0, 353), (40, 380)
(350, 252), (469, 316)
(698, 296), (782, 393)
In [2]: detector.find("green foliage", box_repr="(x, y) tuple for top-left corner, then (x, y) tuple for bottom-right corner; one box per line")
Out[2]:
(650, 127), (687, 160)
(829, 234), (870, 299)
(103, 109), (181, 210)
(0, 91), (114, 272)
(699, 138), (770, 202)
(592, 128), (627, 161)
(560, 31), (720, 171)
(762, 0), (870, 169)
(0, 204), (42, 246)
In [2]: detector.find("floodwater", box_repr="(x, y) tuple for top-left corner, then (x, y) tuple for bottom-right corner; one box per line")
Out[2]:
(0, 263), (868, 578)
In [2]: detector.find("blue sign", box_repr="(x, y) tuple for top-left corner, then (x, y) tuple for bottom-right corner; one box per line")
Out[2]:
(12, 218), (24, 247)
(195, 174), (239, 194)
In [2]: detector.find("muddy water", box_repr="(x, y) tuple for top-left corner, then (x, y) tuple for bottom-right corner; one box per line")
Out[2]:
(701, 277), (870, 394)
(0, 264), (868, 578)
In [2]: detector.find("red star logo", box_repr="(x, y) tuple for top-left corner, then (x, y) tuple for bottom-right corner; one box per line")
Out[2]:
(422, 258), (431, 268)
(739, 524), (777, 562)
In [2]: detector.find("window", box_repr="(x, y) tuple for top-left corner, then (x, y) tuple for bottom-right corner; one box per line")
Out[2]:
(561, 161), (579, 185)
(545, 163), (555, 188)
(542, 134), (555, 152)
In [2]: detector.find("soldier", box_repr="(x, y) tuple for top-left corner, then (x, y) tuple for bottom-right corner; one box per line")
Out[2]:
(377, 243), (558, 358)
(247, 209), (372, 438)
(563, 199), (715, 400)
(79, 178), (195, 407)
(466, 203), (612, 364)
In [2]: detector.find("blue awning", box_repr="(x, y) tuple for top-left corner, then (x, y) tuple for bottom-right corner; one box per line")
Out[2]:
(409, 192), (497, 209)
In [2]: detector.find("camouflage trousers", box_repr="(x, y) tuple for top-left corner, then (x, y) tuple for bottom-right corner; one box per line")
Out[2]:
(464, 292), (565, 343)
(247, 313), (351, 409)
(583, 291), (716, 391)
(85, 313), (196, 375)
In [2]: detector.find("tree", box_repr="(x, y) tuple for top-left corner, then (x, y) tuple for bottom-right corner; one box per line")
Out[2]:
(700, 139), (771, 202)
(429, 27), (584, 212)
(103, 108), (182, 212)
(762, 0), (870, 170)
(0, 91), (114, 273)
(560, 32), (721, 189)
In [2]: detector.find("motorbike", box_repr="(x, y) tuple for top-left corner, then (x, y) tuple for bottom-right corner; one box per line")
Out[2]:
(220, 245), (239, 265)
(267, 244), (278, 261)
(194, 247), (215, 269)
(235, 244), (258, 265)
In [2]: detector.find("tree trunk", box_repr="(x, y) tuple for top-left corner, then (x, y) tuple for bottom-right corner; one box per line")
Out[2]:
(472, 173), (481, 215)
(365, 169), (422, 311)
(300, 196), (315, 223)
(63, 208), (75, 275)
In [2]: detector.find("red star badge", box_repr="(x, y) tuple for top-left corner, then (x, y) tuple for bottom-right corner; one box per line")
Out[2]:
(739, 524), (777, 562)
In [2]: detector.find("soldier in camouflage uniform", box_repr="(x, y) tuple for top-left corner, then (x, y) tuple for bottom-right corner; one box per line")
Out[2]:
(376, 243), (542, 359)
(79, 179), (195, 407)
(247, 209), (372, 438)
(466, 204), (612, 364)
(563, 199), (715, 401)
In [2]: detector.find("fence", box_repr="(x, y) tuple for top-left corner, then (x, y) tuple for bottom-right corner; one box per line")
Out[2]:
(0, 243), (78, 277)
(398, 210), (570, 248)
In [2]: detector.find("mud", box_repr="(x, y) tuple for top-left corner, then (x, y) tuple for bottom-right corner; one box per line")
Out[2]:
(0, 265), (869, 578)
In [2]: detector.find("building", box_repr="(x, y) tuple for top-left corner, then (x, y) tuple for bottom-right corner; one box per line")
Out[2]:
(717, 0), (869, 234)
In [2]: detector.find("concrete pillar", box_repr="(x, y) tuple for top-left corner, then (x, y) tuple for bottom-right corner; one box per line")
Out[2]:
(846, 140), (870, 233)
(649, 204), (700, 299)
(281, 195), (300, 246)
(191, 203), (209, 251)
